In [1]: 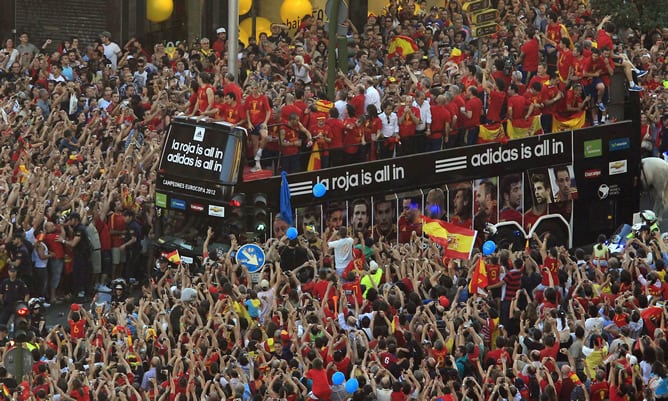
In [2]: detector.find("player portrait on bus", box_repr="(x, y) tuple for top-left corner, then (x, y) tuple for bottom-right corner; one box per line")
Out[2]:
(549, 165), (578, 202)
(425, 187), (447, 220)
(473, 178), (499, 235)
(372, 197), (398, 243)
(447, 182), (473, 229)
(499, 174), (523, 225)
(324, 202), (346, 233)
(298, 206), (322, 235)
(349, 198), (372, 236)
(524, 171), (552, 232)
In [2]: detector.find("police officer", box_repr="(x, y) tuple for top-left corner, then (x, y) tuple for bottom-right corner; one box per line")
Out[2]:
(8, 231), (31, 289)
(0, 267), (30, 324)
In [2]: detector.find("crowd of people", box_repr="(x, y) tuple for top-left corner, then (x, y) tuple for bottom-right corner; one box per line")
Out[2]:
(0, 0), (668, 400)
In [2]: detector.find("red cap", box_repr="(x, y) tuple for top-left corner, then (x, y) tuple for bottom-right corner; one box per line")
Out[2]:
(439, 295), (450, 308)
(70, 304), (80, 311)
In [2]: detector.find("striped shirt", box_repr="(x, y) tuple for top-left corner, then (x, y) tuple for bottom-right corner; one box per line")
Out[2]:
(503, 269), (522, 301)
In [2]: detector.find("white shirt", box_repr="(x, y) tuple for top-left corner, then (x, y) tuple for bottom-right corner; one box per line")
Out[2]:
(327, 237), (354, 276)
(257, 287), (275, 323)
(292, 63), (311, 84)
(334, 99), (348, 120)
(412, 99), (432, 131)
(379, 112), (399, 138)
(364, 85), (381, 113)
(103, 41), (122, 69)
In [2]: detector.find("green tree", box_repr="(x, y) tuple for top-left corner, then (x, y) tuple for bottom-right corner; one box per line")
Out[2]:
(590, 0), (668, 32)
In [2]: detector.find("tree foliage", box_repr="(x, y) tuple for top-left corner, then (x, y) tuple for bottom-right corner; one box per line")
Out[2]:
(590, 0), (668, 33)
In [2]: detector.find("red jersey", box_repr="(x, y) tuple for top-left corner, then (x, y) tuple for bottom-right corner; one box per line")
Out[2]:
(69, 319), (87, 340)
(507, 94), (528, 121)
(342, 279), (363, 306)
(541, 255), (560, 286)
(486, 90), (506, 123)
(487, 264), (501, 286)
(597, 29), (614, 51)
(245, 94), (271, 126)
(221, 102), (245, 125)
(108, 212), (126, 248)
(521, 38), (540, 72)
(223, 82), (243, 103)
(327, 117), (345, 149)
(281, 104), (302, 122)
(349, 94), (365, 118)
(429, 104), (451, 139)
(557, 49), (574, 83)
(93, 216), (111, 251)
(197, 84), (214, 115)
(343, 118), (364, 155)
(397, 105), (420, 138)
(43, 232), (65, 259)
(280, 124), (301, 156)
(462, 96), (483, 129)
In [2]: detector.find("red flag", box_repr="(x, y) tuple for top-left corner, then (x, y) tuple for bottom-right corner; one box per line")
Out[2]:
(468, 258), (489, 294)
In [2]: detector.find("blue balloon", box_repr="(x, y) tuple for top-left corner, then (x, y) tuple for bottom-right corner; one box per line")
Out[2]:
(345, 378), (359, 393)
(313, 182), (327, 198)
(286, 227), (298, 240)
(332, 371), (345, 385)
(482, 240), (496, 256)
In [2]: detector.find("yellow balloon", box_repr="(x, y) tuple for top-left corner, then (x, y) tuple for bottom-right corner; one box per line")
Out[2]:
(147, 0), (174, 23)
(239, 27), (250, 47)
(239, 17), (273, 44)
(239, 0), (252, 15)
(280, 0), (313, 26)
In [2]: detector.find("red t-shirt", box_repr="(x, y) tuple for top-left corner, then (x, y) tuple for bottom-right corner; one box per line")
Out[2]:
(327, 118), (345, 149)
(397, 105), (420, 138)
(507, 95), (528, 121)
(486, 90), (506, 123)
(541, 255), (560, 286)
(306, 368), (332, 400)
(69, 319), (87, 340)
(521, 38), (540, 72)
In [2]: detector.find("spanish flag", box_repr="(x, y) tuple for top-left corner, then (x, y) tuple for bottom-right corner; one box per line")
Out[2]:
(469, 258), (489, 294)
(388, 35), (419, 59)
(422, 216), (477, 259)
(478, 122), (504, 143)
(507, 115), (541, 139)
(552, 111), (586, 133)
(164, 250), (181, 265)
(307, 142), (322, 171)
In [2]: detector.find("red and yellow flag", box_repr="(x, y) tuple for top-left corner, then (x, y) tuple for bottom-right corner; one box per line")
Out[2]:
(422, 216), (477, 259)
(388, 35), (419, 58)
(478, 122), (504, 143)
(552, 111), (586, 133)
(507, 115), (542, 139)
(469, 258), (489, 294)
(164, 250), (181, 265)
(307, 142), (322, 171)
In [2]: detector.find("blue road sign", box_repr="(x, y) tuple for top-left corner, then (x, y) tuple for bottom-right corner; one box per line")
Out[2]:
(235, 244), (266, 273)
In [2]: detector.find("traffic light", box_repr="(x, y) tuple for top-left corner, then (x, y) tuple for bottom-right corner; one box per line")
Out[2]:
(14, 306), (31, 343)
(248, 193), (268, 240)
(226, 193), (247, 235)
(229, 193), (246, 208)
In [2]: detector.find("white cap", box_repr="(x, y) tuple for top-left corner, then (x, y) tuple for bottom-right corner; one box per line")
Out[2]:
(369, 260), (379, 273)
(260, 279), (270, 289)
(181, 287), (198, 303)
(216, 27), (226, 34)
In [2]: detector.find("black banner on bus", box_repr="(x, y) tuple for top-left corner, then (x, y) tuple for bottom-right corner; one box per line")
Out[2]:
(239, 130), (575, 206)
(157, 119), (245, 186)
